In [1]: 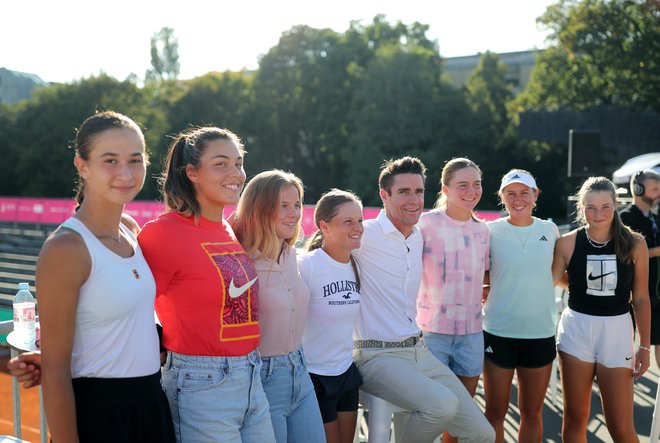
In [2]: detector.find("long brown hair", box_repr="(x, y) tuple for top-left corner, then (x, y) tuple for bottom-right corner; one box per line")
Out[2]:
(306, 189), (363, 291)
(232, 170), (304, 261)
(576, 176), (641, 263)
(160, 127), (244, 220)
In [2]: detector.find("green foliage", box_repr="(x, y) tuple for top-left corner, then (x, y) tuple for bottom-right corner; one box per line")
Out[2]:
(252, 25), (355, 200)
(0, 104), (18, 196)
(146, 27), (181, 83)
(8, 75), (157, 198)
(9, 9), (656, 222)
(518, 0), (660, 112)
(347, 44), (443, 205)
(466, 51), (513, 142)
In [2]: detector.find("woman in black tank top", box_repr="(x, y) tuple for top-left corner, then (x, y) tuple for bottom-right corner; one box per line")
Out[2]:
(552, 176), (650, 442)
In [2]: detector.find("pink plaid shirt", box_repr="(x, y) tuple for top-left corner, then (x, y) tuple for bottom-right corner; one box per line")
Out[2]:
(416, 209), (490, 335)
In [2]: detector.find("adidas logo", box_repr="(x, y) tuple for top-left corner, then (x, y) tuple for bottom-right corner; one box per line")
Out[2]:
(485, 346), (494, 353)
(511, 174), (520, 179)
(540, 235), (548, 241)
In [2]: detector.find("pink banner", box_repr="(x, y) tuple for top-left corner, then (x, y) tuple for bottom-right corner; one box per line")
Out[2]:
(0, 197), (501, 235)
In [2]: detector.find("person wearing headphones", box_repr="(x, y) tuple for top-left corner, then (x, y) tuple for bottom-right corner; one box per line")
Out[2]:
(620, 169), (660, 367)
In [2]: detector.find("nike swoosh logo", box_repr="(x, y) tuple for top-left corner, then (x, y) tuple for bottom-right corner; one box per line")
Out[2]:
(228, 277), (257, 299)
(588, 271), (615, 281)
(625, 356), (632, 360)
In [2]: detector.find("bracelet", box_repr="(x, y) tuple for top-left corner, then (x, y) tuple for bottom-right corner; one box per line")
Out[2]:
(640, 345), (652, 352)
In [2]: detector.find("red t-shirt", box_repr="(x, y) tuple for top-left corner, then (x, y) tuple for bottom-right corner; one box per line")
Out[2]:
(138, 212), (259, 356)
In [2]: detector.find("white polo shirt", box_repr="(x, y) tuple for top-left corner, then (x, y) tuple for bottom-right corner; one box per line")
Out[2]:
(353, 210), (423, 342)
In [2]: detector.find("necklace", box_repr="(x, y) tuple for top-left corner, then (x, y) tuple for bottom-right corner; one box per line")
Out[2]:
(508, 218), (533, 252)
(512, 226), (532, 252)
(77, 212), (122, 243)
(585, 230), (609, 249)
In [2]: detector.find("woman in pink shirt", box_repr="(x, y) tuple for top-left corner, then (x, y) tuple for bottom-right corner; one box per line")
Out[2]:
(416, 158), (489, 442)
(231, 170), (325, 443)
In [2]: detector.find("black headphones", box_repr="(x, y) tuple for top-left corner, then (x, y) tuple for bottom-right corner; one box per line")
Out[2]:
(633, 170), (645, 196)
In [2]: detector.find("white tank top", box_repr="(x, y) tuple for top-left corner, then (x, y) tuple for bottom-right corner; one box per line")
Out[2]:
(62, 217), (160, 378)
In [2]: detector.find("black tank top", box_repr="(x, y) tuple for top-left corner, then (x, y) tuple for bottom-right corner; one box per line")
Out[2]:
(567, 228), (633, 316)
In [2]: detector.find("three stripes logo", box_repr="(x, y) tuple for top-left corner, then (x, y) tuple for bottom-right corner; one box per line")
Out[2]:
(539, 235), (548, 241)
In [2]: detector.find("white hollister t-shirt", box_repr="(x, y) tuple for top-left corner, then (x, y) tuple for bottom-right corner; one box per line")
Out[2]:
(298, 249), (360, 376)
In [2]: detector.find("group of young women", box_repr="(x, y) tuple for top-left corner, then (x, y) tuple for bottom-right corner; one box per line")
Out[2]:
(8, 110), (651, 443)
(417, 158), (650, 443)
(10, 111), (368, 443)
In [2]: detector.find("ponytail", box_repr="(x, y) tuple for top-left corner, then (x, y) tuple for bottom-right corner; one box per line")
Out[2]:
(306, 230), (324, 252)
(349, 255), (361, 292)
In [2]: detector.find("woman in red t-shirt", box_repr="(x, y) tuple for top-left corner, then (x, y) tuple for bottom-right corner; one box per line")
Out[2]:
(138, 127), (275, 442)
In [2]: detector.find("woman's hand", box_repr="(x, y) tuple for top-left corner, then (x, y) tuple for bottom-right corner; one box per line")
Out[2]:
(634, 346), (651, 380)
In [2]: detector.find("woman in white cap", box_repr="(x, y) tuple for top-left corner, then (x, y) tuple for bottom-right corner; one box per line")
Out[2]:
(482, 169), (559, 443)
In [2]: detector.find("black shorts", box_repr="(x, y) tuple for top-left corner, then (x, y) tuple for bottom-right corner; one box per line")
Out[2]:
(309, 362), (363, 423)
(483, 331), (556, 369)
(73, 371), (175, 443)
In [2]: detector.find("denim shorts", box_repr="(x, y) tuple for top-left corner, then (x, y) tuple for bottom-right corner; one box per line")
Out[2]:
(260, 347), (325, 442)
(423, 331), (484, 377)
(161, 350), (275, 443)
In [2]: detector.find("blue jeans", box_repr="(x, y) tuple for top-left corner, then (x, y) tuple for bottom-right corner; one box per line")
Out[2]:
(162, 350), (275, 443)
(423, 331), (484, 377)
(260, 347), (325, 443)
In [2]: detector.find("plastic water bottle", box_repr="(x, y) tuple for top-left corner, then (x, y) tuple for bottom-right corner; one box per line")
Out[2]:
(13, 282), (36, 348)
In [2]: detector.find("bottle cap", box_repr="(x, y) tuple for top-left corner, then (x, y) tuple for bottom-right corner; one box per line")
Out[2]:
(18, 282), (29, 290)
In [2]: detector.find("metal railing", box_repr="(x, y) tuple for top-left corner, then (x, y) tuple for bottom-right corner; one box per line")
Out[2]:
(0, 319), (47, 443)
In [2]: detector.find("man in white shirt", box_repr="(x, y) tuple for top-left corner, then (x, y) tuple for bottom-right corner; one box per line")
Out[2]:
(353, 156), (495, 443)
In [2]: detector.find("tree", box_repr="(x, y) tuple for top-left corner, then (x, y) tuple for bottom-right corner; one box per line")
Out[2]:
(252, 25), (354, 200)
(518, 0), (660, 112)
(9, 75), (159, 198)
(347, 43), (446, 206)
(465, 51), (513, 143)
(145, 27), (180, 83)
(0, 104), (19, 196)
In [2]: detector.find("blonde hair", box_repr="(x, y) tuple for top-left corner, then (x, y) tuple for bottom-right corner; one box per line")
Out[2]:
(232, 170), (304, 261)
(435, 157), (482, 210)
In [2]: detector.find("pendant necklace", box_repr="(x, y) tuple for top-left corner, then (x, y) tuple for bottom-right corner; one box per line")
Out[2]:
(585, 230), (609, 249)
(78, 212), (122, 243)
(512, 225), (532, 252)
(509, 218), (532, 252)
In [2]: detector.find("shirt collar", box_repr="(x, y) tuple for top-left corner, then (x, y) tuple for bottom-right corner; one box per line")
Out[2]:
(376, 209), (420, 238)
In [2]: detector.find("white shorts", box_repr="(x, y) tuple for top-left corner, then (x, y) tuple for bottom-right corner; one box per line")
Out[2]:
(556, 308), (634, 369)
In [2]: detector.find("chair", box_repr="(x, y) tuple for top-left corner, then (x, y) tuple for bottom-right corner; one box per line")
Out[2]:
(357, 391), (440, 443)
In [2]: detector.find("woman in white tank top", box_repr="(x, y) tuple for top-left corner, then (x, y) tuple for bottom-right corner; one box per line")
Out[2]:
(30, 112), (174, 442)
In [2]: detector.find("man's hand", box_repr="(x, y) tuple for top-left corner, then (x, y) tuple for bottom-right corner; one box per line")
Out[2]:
(7, 351), (42, 389)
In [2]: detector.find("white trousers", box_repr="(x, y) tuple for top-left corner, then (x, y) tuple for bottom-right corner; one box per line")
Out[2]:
(353, 343), (495, 443)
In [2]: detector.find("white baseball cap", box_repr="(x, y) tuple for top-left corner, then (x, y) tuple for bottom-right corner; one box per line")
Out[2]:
(499, 170), (537, 191)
